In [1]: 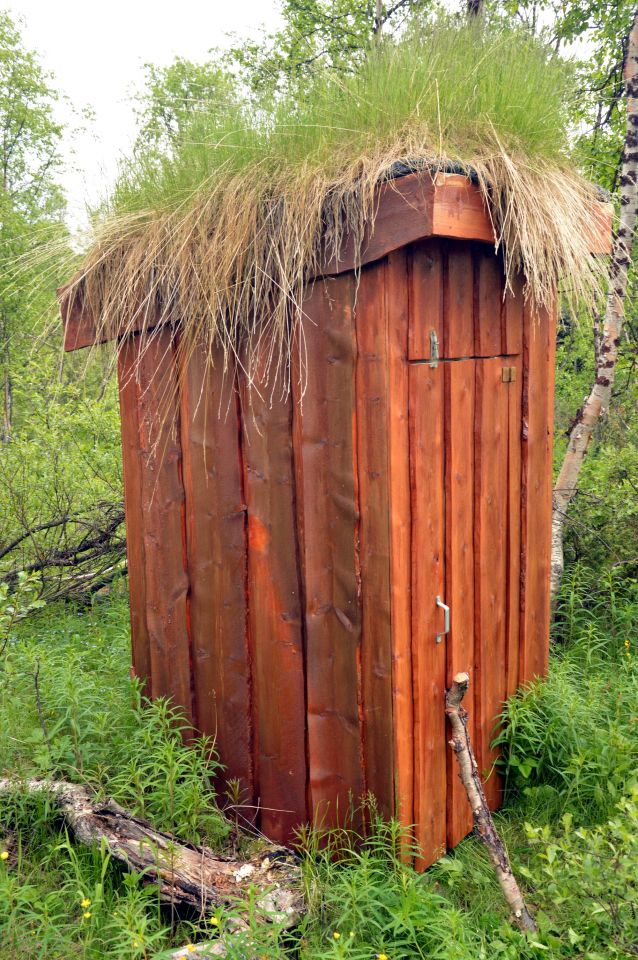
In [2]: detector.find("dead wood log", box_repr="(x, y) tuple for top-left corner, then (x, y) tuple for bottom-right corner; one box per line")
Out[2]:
(0, 778), (303, 930)
(445, 673), (537, 934)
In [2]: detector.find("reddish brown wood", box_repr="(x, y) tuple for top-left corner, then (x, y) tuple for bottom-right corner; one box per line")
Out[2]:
(67, 181), (566, 853)
(520, 301), (556, 683)
(179, 345), (253, 805)
(431, 173), (494, 244)
(445, 359), (476, 847)
(292, 274), (364, 832)
(409, 362), (447, 869)
(117, 338), (151, 692)
(474, 358), (509, 811)
(241, 365), (308, 843)
(386, 249), (414, 841)
(321, 173), (435, 277)
(135, 330), (193, 722)
(409, 239), (444, 361)
(476, 247), (505, 357)
(446, 242), (475, 358)
(354, 260), (394, 818)
(506, 362), (523, 699)
(501, 278), (525, 701)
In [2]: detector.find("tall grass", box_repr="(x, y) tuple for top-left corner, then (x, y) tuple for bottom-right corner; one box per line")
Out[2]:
(63, 18), (606, 397)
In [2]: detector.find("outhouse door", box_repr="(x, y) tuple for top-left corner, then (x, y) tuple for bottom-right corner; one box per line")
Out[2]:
(408, 283), (523, 868)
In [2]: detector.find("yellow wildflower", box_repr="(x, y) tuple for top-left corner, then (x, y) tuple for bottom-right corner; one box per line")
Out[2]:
(377, 954), (389, 960)
(625, 640), (630, 647)
(83, 911), (92, 919)
(208, 916), (220, 926)
(81, 898), (91, 908)
(333, 931), (341, 940)
(0, 851), (8, 861)
(186, 946), (196, 954)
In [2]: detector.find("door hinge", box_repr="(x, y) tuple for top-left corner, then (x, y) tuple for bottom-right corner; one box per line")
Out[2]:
(429, 330), (439, 369)
(502, 365), (517, 383)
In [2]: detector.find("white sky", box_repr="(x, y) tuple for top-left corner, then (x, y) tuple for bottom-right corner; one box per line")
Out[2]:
(8, 0), (283, 233)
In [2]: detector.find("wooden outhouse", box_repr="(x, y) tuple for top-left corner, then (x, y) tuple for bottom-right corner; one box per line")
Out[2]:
(61, 171), (610, 868)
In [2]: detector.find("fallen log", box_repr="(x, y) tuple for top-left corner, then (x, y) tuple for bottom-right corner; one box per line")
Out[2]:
(445, 673), (537, 934)
(0, 778), (303, 931)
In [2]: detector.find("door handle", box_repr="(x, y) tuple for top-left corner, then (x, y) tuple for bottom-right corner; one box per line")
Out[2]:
(435, 596), (450, 644)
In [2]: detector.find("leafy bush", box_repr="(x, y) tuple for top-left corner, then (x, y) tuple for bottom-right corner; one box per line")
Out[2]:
(497, 568), (638, 822)
(523, 789), (638, 959)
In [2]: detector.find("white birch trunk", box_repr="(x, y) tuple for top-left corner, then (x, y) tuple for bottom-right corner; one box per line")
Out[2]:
(551, 11), (638, 601)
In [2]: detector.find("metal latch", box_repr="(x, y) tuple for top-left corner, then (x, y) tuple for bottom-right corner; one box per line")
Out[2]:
(502, 366), (517, 382)
(435, 596), (450, 644)
(429, 330), (439, 368)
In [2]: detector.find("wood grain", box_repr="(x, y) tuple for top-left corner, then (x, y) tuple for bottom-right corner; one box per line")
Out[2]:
(409, 362), (447, 869)
(354, 259), (394, 818)
(520, 301), (556, 684)
(386, 249), (414, 843)
(117, 337), (151, 692)
(292, 274), (364, 832)
(474, 357), (509, 811)
(241, 363), (308, 843)
(179, 345), (253, 805)
(408, 239), (444, 361)
(444, 359), (476, 847)
(136, 330), (193, 723)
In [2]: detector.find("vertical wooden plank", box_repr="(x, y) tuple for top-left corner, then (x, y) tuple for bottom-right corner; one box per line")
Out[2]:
(117, 337), (150, 693)
(179, 344), (253, 805)
(355, 259), (394, 819)
(292, 274), (364, 832)
(503, 272), (524, 356)
(409, 362), (446, 869)
(474, 357), (509, 811)
(446, 243), (474, 358)
(504, 276), (524, 699)
(136, 329), (193, 724)
(408, 239), (444, 360)
(520, 300), (556, 684)
(444, 359), (476, 847)
(241, 365), (308, 843)
(386, 250), (414, 842)
(475, 247), (505, 357)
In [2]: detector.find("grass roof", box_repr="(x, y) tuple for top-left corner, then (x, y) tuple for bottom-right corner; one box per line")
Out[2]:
(69, 18), (607, 391)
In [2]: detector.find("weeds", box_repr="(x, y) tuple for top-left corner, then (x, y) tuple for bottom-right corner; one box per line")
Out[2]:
(1, 573), (638, 958)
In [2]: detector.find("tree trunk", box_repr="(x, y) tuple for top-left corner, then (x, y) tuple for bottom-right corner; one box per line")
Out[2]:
(551, 10), (638, 601)
(445, 673), (537, 933)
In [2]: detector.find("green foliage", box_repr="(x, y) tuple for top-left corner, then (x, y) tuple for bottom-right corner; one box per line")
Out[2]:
(0, 9), (68, 440)
(228, 0), (435, 96)
(0, 595), (228, 845)
(116, 19), (577, 219)
(134, 57), (237, 155)
(497, 567), (638, 822)
(523, 790), (638, 958)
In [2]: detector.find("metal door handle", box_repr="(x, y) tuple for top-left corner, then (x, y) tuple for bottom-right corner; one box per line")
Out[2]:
(435, 596), (450, 644)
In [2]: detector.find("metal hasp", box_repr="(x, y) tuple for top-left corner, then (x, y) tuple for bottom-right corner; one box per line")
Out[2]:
(435, 596), (450, 644)
(429, 329), (439, 368)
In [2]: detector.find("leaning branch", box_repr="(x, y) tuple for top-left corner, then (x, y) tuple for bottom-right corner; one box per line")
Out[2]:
(445, 673), (537, 933)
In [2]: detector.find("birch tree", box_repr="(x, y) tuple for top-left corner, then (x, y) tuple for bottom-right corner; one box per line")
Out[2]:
(551, 8), (638, 600)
